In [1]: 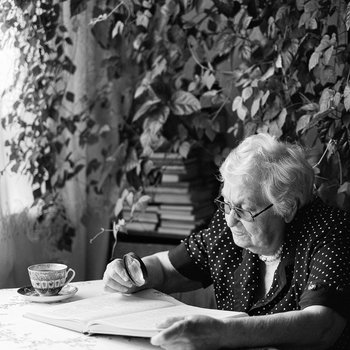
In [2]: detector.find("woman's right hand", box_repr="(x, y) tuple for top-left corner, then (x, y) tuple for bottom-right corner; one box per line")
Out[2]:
(103, 258), (138, 293)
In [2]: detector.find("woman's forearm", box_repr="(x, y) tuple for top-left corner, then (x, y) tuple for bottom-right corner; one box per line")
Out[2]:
(142, 251), (202, 293)
(221, 306), (346, 350)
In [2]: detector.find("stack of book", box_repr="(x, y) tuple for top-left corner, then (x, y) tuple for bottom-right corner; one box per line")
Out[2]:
(123, 204), (160, 233)
(145, 152), (218, 238)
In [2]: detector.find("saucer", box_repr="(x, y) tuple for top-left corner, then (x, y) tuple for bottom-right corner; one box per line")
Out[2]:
(17, 284), (78, 303)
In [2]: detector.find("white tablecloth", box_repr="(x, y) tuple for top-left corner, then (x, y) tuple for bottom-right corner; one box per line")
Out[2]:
(0, 280), (156, 350)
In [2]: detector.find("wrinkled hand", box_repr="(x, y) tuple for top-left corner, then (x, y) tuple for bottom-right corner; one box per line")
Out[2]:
(103, 258), (138, 293)
(151, 315), (225, 350)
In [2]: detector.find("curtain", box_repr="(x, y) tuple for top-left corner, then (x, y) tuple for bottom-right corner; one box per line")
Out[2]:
(60, 0), (113, 281)
(0, 1), (113, 288)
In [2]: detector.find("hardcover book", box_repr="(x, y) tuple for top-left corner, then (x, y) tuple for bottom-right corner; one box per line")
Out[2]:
(152, 188), (215, 205)
(126, 221), (158, 232)
(157, 226), (194, 238)
(24, 289), (246, 338)
(123, 209), (159, 223)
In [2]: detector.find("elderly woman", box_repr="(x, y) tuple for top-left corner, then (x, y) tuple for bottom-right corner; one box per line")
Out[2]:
(103, 133), (350, 350)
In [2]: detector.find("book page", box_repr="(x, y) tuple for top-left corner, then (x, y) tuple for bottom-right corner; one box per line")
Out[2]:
(89, 304), (247, 337)
(24, 289), (182, 328)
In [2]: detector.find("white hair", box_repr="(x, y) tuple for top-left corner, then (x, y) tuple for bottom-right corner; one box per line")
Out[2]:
(219, 133), (314, 218)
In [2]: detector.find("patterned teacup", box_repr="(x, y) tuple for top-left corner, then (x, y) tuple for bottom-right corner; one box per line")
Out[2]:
(28, 263), (75, 296)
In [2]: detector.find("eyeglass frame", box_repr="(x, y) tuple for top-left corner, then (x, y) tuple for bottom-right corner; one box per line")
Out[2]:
(214, 197), (273, 222)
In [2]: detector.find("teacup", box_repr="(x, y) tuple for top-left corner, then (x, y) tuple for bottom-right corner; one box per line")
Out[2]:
(28, 263), (75, 296)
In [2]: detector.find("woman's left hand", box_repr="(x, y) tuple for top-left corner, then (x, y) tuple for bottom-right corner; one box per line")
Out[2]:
(150, 315), (226, 350)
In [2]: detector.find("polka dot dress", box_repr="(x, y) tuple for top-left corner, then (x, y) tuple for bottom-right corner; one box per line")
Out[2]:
(169, 196), (350, 349)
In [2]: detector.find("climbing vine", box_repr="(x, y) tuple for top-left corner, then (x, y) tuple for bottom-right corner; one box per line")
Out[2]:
(2, 0), (350, 250)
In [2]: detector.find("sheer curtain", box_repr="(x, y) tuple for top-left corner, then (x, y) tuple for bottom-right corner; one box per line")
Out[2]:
(60, 0), (113, 281)
(0, 1), (112, 287)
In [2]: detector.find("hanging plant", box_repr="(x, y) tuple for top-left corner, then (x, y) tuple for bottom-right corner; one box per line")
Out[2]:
(3, 0), (350, 255)
(84, 0), (350, 211)
(0, 0), (90, 250)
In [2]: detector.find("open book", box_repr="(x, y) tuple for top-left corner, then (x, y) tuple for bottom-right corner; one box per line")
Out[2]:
(24, 289), (247, 338)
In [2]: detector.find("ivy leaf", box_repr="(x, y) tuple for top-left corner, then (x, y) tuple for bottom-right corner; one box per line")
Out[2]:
(296, 114), (311, 133)
(178, 123), (188, 141)
(323, 45), (333, 65)
(158, 0), (178, 33)
(307, 108), (335, 130)
(232, 96), (242, 112)
(237, 104), (248, 121)
(125, 191), (134, 208)
(315, 34), (331, 52)
(305, 0), (320, 13)
(136, 10), (152, 28)
(268, 120), (283, 138)
(251, 92), (262, 118)
(281, 39), (299, 71)
(299, 103), (318, 112)
(200, 90), (219, 108)
(261, 90), (270, 106)
(277, 108), (287, 128)
(133, 98), (161, 122)
(71, 0), (88, 17)
(308, 18), (317, 30)
(171, 91), (201, 115)
(308, 52), (320, 71)
(65, 91), (74, 102)
(260, 66), (274, 81)
(241, 41), (252, 61)
(205, 123), (216, 141)
(152, 56), (168, 80)
(338, 182), (350, 194)
(202, 70), (216, 90)
(244, 121), (257, 137)
(242, 87), (253, 102)
(179, 141), (191, 158)
(99, 124), (111, 135)
(275, 5), (290, 23)
(215, 31), (236, 57)
(275, 54), (282, 69)
(333, 92), (341, 107)
(11, 162), (20, 173)
(319, 88), (334, 112)
(344, 85), (350, 111)
(112, 21), (124, 38)
(268, 17), (276, 38)
(299, 11), (311, 28)
(125, 148), (139, 172)
(114, 198), (124, 217)
(73, 163), (85, 175)
(347, 2), (350, 31)
(65, 37), (73, 45)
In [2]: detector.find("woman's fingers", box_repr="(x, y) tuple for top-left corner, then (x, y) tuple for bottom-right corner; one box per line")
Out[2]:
(103, 259), (133, 292)
(151, 317), (186, 346)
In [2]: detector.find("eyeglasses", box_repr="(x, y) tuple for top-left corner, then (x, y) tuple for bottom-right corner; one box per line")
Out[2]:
(214, 198), (273, 222)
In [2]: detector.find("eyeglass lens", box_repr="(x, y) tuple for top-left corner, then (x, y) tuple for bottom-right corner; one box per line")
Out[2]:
(217, 200), (250, 220)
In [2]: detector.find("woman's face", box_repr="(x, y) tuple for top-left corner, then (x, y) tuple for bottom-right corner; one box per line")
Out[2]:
(221, 176), (286, 255)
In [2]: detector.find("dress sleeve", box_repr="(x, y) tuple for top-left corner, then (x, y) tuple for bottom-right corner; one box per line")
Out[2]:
(168, 210), (226, 287)
(299, 224), (350, 319)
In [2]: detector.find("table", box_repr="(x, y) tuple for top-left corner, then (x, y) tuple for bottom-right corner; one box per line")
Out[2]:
(0, 280), (156, 350)
(0, 280), (278, 350)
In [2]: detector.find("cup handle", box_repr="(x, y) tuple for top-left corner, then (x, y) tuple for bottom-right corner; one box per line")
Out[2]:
(64, 268), (75, 286)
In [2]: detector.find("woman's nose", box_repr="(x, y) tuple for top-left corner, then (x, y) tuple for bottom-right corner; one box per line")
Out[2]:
(225, 211), (240, 227)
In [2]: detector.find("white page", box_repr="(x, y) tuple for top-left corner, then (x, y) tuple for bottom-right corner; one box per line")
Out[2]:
(89, 304), (247, 337)
(24, 289), (182, 325)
